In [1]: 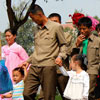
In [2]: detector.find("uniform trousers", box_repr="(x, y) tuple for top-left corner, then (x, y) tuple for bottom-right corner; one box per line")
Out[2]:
(23, 65), (57, 100)
(89, 74), (97, 100)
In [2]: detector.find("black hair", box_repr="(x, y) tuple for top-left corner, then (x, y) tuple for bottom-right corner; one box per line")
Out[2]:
(96, 23), (100, 32)
(13, 67), (24, 76)
(72, 54), (87, 71)
(78, 17), (92, 28)
(28, 3), (44, 15)
(48, 13), (61, 23)
(5, 28), (17, 36)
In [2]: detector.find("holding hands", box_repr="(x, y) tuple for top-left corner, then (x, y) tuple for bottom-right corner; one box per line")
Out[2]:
(19, 61), (29, 69)
(55, 57), (62, 67)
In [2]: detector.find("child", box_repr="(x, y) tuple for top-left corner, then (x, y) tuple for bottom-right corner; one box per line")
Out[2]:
(59, 54), (89, 100)
(1, 66), (27, 100)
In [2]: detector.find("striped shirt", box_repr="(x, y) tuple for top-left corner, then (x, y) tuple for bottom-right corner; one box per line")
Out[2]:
(12, 80), (24, 100)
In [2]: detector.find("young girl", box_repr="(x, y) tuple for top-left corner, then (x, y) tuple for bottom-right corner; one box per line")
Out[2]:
(59, 54), (89, 100)
(1, 67), (27, 100)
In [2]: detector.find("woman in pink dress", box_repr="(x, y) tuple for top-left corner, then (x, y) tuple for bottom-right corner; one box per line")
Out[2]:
(0, 29), (29, 100)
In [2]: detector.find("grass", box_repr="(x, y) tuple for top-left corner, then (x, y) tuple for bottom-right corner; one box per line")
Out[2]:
(35, 95), (62, 100)
(55, 95), (62, 100)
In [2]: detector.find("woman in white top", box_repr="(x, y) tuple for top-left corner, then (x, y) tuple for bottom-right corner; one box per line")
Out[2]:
(58, 54), (89, 100)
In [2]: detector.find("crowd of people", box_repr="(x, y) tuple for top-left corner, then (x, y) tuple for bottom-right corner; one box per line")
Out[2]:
(0, 2), (100, 100)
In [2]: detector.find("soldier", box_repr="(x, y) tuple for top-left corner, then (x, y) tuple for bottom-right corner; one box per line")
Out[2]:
(22, 4), (67, 100)
(39, 13), (73, 100)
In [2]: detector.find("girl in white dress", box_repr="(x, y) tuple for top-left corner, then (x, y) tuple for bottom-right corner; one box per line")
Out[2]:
(58, 54), (89, 100)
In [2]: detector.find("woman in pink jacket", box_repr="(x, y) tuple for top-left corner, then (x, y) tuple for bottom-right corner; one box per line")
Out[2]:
(2, 28), (29, 81)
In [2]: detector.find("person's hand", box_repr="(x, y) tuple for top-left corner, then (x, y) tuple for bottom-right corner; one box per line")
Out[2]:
(22, 66), (27, 71)
(22, 66), (28, 80)
(55, 57), (62, 66)
(1, 95), (5, 99)
(19, 61), (29, 69)
(76, 34), (85, 47)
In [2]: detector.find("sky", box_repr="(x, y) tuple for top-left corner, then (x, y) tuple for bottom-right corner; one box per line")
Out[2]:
(0, 0), (100, 32)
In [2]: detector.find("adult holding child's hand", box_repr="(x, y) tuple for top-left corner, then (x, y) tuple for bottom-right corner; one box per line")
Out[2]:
(19, 61), (29, 69)
(55, 57), (62, 67)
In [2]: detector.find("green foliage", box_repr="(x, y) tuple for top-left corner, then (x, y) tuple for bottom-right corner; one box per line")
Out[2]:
(94, 16), (100, 22)
(74, 9), (84, 13)
(55, 95), (62, 100)
(1, 19), (36, 56)
(11, 2), (36, 56)
(1, 32), (6, 46)
(16, 19), (36, 55)
(64, 27), (78, 43)
(35, 94), (62, 100)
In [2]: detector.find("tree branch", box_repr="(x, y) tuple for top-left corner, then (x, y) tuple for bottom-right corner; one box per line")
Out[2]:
(6, 0), (36, 31)
(19, 1), (29, 21)
(6, 0), (18, 28)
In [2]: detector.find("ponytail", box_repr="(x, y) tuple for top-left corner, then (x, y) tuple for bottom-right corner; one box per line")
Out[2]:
(72, 54), (88, 71)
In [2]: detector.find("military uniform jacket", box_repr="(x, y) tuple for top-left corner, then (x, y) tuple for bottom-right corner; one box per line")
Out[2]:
(72, 34), (100, 75)
(27, 20), (67, 67)
(86, 34), (100, 75)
